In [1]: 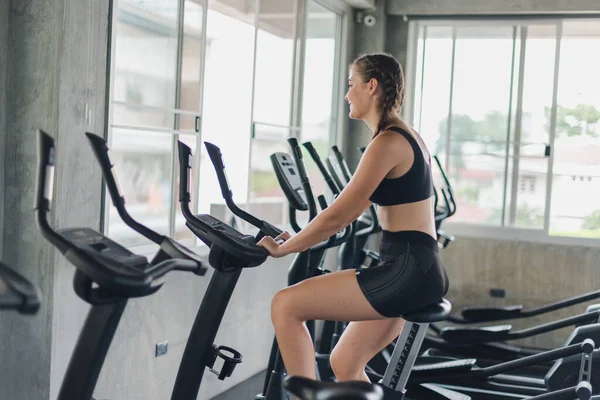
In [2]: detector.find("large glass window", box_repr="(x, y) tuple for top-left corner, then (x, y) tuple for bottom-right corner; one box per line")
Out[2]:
(549, 20), (600, 238)
(410, 18), (600, 240)
(109, 0), (180, 248)
(446, 26), (514, 226)
(107, 0), (344, 249)
(510, 25), (556, 230)
(300, 0), (340, 198)
(196, 2), (256, 219)
(247, 0), (298, 227)
(174, 0), (205, 241)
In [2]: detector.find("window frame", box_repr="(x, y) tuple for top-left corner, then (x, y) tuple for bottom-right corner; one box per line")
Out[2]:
(105, 0), (347, 254)
(406, 17), (600, 247)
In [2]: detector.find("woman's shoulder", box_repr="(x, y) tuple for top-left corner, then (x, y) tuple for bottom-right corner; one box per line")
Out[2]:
(375, 126), (431, 162)
(372, 127), (414, 150)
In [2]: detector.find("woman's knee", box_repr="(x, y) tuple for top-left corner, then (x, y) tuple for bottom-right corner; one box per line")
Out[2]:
(271, 288), (300, 326)
(329, 345), (364, 381)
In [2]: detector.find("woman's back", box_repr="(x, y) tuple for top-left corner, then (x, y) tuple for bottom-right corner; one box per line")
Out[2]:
(368, 121), (437, 239)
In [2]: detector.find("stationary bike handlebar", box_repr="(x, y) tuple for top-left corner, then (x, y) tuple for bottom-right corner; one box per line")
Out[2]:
(302, 142), (340, 195)
(36, 130), (197, 299)
(86, 132), (206, 275)
(433, 155), (456, 218)
(287, 139), (352, 252)
(85, 132), (163, 243)
(200, 141), (283, 241)
(288, 138), (318, 221)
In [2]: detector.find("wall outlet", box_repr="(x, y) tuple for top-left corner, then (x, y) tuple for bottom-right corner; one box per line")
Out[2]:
(156, 341), (168, 357)
(489, 288), (506, 298)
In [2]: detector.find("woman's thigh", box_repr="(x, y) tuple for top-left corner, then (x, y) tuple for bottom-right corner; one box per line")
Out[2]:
(272, 269), (385, 322)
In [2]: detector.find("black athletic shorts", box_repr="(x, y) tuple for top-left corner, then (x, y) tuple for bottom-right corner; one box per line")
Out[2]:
(355, 230), (449, 318)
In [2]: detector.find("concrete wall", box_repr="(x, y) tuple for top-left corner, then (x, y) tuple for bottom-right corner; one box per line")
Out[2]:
(1, 0), (112, 397)
(0, 0), (7, 257)
(1, 1), (65, 398)
(440, 237), (600, 349)
(342, 0), (387, 170)
(334, 1), (354, 152)
(386, 0), (600, 15)
(49, 0), (111, 398)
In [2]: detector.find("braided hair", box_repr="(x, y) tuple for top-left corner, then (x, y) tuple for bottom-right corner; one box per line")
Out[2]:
(352, 53), (405, 138)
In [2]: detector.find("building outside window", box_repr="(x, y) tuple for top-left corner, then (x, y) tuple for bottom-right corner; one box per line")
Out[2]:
(408, 18), (600, 241)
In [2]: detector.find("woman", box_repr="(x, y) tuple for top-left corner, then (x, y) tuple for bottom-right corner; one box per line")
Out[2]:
(257, 52), (449, 383)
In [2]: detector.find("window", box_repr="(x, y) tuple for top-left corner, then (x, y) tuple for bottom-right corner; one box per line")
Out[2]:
(196, 1), (256, 219)
(300, 0), (341, 198)
(107, 0), (344, 249)
(409, 18), (600, 241)
(549, 20), (600, 239)
(448, 26), (514, 226)
(247, 0), (298, 228)
(108, 0), (181, 248)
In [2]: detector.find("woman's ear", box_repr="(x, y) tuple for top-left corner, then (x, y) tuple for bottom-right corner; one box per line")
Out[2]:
(368, 78), (378, 95)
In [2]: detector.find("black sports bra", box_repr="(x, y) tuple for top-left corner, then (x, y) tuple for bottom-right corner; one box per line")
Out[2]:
(368, 126), (434, 206)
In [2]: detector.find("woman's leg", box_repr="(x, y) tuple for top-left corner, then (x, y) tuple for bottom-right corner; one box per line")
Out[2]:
(271, 269), (390, 380)
(329, 318), (405, 381)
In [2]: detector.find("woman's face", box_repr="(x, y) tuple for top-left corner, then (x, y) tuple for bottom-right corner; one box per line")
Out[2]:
(345, 65), (377, 120)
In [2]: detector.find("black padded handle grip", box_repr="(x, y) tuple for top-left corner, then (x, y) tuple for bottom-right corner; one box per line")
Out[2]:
(88, 132), (164, 245)
(288, 138), (317, 221)
(204, 142), (233, 202)
(303, 142), (339, 195)
(178, 141), (193, 203)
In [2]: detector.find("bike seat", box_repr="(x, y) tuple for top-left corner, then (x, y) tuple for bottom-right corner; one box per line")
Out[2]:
(403, 298), (452, 323)
(283, 376), (383, 400)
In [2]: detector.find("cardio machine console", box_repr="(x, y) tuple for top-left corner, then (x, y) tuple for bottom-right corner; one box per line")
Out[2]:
(55, 227), (174, 302)
(59, 227), (148, 271)
(185, 214), (268, 271)
(270, 152), (308, 211)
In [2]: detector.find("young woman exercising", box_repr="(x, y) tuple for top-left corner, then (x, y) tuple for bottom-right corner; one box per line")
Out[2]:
(257, 52), (449, 384)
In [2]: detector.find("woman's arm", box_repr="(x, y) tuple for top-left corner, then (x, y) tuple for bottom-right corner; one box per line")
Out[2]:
(259, 132), (409, 257)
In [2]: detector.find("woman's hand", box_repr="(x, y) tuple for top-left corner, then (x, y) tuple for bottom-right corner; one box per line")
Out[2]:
(257, 231), (292, 258)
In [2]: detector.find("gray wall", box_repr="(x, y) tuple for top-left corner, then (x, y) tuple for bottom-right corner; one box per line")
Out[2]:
(2, 0), (65, 398)
(342, 0), (387, 170)
(49, 0), (111, 398)
(386, 0), (600, 15)
(440, 238), (600, 349)
(0, 0), (7, 257)
(334, 3), (354, 151)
